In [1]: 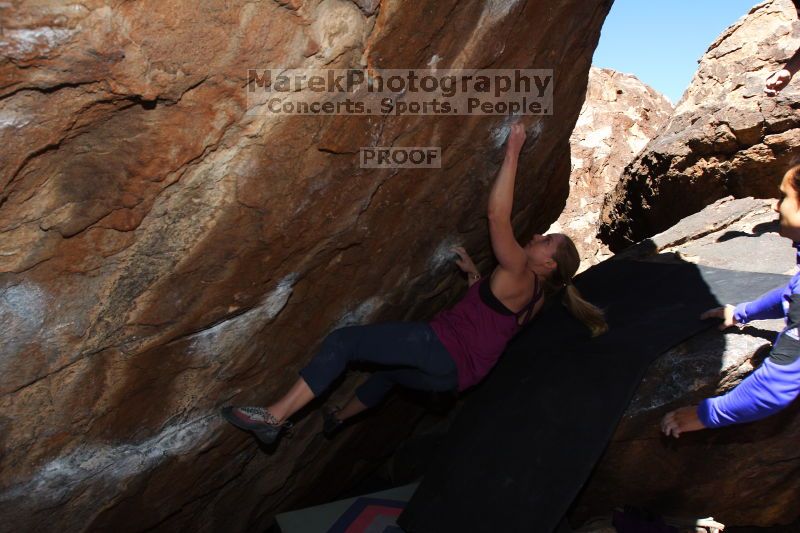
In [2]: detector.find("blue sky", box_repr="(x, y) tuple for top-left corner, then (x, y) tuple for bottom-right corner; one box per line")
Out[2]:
(592, 0), (758, 103)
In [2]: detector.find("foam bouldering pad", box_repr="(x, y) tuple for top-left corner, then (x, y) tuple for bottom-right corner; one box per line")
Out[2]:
(275, 483), (418, 533)
(398, 259), (790, 533)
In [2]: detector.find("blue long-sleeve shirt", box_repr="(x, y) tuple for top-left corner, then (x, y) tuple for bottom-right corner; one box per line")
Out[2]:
(697, 245), (800, 428)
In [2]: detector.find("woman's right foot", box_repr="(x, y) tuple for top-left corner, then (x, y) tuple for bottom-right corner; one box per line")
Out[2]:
(322, 404), (344, 438)
(221, 406), (293, 445)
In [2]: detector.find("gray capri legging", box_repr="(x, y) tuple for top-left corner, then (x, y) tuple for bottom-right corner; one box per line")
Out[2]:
(298, 321), (459, 408)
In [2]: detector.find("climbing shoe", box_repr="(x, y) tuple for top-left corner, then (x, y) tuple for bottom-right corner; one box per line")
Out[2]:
(322, 404), (344, 438)
(221, 406), (293, 445)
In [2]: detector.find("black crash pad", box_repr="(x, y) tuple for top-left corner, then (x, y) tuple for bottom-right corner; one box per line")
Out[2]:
(398, 258), (790, 533)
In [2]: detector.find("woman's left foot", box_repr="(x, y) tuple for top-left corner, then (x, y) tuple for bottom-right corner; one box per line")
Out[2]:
(221, 406), (293, 445)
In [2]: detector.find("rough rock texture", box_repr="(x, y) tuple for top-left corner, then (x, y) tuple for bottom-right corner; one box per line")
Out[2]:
(600, 0), (800, 251)
(0, 1), (613, 531)
(548, 67), (673, 269)
(573, 197), (800, 527)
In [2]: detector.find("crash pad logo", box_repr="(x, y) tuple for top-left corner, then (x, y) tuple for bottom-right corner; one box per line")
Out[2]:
(245, 68), (553, 116)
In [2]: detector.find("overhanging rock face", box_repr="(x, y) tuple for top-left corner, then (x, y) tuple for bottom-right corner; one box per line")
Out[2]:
(600, 0), (800, 251)
(0, 1), (611, 531)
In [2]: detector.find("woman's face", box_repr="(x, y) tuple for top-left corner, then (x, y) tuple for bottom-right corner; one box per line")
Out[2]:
(524, 233), (562, 274)
(774, 171), (800, 243)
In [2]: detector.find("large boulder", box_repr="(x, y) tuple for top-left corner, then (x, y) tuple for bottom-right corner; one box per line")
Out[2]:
(573, 197), (800, 527)
(549, 67), (673, 269)
(0, 0), (612, 531)
(600, 0), (800, 251)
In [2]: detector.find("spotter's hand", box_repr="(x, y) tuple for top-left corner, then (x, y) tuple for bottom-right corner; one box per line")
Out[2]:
(660, 406), (706, 438)
(765, 69), (792, 96)
(700, 304), (738, 330)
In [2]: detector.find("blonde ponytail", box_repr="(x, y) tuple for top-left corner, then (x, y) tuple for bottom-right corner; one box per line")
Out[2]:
(563, 283), (608, 337)
(547, 234), (608, 337)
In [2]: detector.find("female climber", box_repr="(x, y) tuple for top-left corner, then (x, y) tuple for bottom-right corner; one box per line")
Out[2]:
(222, 122), (608, 445)
(661, 164), (800, 438)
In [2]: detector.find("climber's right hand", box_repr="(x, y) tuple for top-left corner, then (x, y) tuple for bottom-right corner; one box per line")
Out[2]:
(505, 122), (526, 155)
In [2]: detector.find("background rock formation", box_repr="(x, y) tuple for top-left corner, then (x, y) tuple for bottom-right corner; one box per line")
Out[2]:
(549, 67), (673, 269)
(0, 0), (612, 530)
(600, 0), (800, 251)
(574, 197), (800, 527)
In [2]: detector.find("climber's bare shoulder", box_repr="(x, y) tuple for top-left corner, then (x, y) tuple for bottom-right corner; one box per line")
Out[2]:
(490, 266), (538, 313)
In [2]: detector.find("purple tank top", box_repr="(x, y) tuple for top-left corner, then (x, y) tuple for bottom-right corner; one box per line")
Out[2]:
(429, 275), (542, 391)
